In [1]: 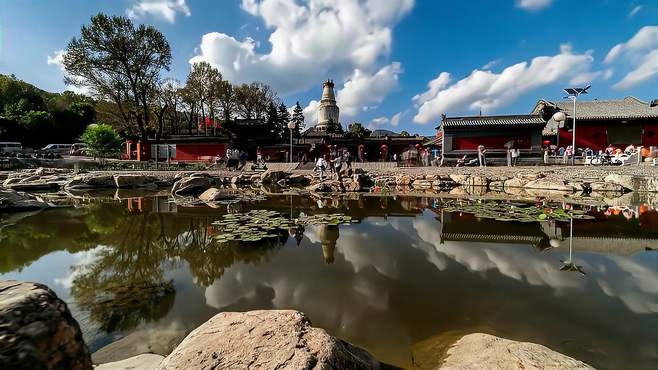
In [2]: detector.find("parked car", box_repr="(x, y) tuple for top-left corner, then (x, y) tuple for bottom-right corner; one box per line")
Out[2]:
(42, 144), (73, 155)
(69, 143), (88, 156)
(0, 142), (22, 154)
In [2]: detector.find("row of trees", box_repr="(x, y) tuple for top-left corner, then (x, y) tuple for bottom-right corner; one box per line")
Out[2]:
(63, 13), (305, 145)
(0, 74), (95, 147)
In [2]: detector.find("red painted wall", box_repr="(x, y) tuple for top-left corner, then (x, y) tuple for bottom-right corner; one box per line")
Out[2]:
(559, 123), (658, 150)
(175, 143), (226, 161)
(452, 135), (531, 150)
(559, 125), (607, 150)
(642, 124), (658, 147)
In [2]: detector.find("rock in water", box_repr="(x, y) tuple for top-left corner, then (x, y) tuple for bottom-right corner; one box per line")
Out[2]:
(65, 173), (116, 189)
(0, 189), (50, 211)
(440, 333), (594, 369)
(0, 281), (93, 370)
(113, 174), (157, 188)
(198, 187), (234, 202)
(260, 170), (288, 184)
(157, 310), (380, 370)
(171, 176), (211, 196)
(95, 354), (164, 370)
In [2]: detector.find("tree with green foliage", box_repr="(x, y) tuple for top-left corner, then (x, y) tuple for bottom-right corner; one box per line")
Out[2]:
(81, 123), (122, 158)
(347, 122), (371, 138)
(278, 103), (290, 139)
(63, 13), (171, 142)
(400, 130), (410, 137)
(291, 101), (305, 137)
(0, 74), (95, 147)
(266, 102), (280, 138)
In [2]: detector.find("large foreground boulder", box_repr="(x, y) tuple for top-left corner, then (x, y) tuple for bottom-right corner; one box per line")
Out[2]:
(440, 333), (593, 369)
(0, 281), (93, 370)
(95, 354), (164, 370)
(157, 310), (380, 370)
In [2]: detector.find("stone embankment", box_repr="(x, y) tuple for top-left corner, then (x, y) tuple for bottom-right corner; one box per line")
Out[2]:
(2, 166), (658, 208)
(0, 281), (595, 370)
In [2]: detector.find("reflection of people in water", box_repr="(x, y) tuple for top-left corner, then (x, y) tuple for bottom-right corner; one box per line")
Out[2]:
(318, 224), (340, 264)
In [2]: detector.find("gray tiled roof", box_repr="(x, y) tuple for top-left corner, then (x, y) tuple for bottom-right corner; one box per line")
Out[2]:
(534, 96), (658, 120)
(440, 114), (546, 128)
(535, 96), (658, 135)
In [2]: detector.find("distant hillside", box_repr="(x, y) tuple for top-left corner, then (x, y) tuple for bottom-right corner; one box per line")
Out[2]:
(0, 74), (95, 148)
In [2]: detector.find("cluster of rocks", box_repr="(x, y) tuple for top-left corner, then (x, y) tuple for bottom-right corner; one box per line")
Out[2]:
(2, 168), (72, 191)
(0, 281), (595, 370)
(387, 172), (628, 195)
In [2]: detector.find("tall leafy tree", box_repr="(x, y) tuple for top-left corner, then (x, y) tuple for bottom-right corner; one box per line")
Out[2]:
(278, 103), (290, 139)
(265, 102), (279, 138)
(63, 13), (171, 142)
(291, 101), (305, 137)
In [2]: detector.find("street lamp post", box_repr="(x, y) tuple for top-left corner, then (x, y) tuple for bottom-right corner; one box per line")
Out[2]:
(552, 85), (590, 165)
(287, 121), (296, 163)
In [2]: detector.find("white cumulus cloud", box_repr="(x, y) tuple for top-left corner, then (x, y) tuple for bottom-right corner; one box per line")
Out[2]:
(516, 0), (553, 11)
(190, 0), (413, 96)
(604, 26), (658, 90)
(47, 49), (66, 71)
(629, 5), (643, 17)
(337, 62), (403, 117)
(46, 49), (91, 95)
(412, 45), (598, 124)
(126, 0), (191, 23)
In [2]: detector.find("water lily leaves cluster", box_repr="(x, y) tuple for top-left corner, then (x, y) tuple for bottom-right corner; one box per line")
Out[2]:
(442, 200), (594, 222)
(212, 210), (356, 243)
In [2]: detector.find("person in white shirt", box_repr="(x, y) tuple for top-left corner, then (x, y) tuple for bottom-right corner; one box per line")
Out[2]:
(315, 157), (326, 180)
(511, 148), (520, 166)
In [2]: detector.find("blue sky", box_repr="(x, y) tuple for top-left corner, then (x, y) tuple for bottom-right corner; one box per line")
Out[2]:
(0, 0), (656, 135)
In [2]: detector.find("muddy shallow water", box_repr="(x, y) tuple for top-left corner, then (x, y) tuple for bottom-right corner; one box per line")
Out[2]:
(1, 194), (657, 369)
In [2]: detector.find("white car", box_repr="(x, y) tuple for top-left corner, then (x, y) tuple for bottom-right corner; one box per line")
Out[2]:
(42, 144), (73, 154)
(0, 142), (22, 153)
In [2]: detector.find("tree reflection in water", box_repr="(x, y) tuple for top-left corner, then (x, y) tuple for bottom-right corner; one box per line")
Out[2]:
(66, 198), (288, 332)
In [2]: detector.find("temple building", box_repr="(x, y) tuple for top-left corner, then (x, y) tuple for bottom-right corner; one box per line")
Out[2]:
(295, 79), (425, 162)
(533, 96), (658, 151)
(437, 114), (547, 164)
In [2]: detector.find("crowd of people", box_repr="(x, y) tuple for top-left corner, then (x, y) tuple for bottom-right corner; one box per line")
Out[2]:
(544, 143), (644, 165)
(314, 149), (353, 180)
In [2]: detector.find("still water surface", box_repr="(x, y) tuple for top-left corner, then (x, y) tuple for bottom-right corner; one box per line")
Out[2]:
(1, 194), (657, 369)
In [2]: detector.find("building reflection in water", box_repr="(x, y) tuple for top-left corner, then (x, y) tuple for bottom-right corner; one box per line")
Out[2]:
(317, 224), (340, 264)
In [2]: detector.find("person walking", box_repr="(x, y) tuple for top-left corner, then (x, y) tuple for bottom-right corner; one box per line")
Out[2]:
(477, 144), (487, 167)
(315, 157), (326, 180)
(333, 153), (343, 180)
(344, 150), (352, 169)
(511, 148), (520, 167)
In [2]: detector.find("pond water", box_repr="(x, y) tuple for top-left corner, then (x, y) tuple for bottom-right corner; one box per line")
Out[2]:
(1, 194), (657, 369)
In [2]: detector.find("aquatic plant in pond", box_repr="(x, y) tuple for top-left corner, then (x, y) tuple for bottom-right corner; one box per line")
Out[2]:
(441, 200), (595, 222)
(212, 210), (356, 243)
